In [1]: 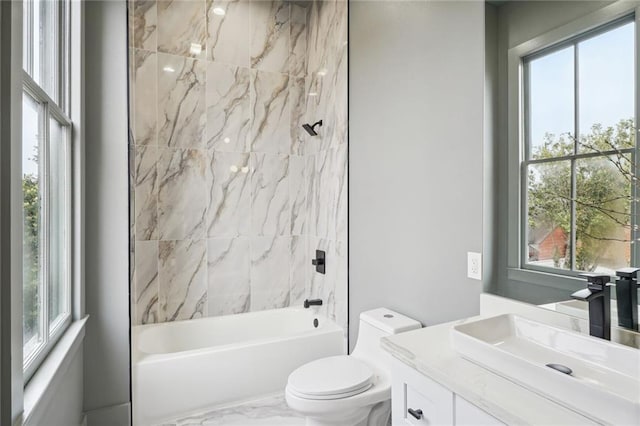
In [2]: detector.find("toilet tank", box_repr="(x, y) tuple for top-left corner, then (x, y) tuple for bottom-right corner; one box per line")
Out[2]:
(351, 308), (421, 371)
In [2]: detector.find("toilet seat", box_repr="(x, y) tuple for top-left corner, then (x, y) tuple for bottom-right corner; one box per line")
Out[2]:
(287, 355), (375, 400)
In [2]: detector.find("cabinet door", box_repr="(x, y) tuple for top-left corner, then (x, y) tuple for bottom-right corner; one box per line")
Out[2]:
(455, 396), (505, 426)
(391, 358), (454, 425)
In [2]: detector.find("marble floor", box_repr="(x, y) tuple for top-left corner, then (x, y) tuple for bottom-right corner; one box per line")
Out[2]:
(160, 394), (305, 426)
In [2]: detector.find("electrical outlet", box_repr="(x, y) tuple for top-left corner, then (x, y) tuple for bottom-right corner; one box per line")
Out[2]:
(467, 252), (482, 280)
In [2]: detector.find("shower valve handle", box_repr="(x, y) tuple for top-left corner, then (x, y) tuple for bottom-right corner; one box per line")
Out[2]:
(312, 250), (326, 274)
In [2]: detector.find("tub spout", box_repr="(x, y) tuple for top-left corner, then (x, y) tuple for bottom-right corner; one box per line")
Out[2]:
(304, 299), (323, 308)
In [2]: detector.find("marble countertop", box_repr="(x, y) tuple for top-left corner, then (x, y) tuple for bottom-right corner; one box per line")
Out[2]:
(381, 315), (604, 425)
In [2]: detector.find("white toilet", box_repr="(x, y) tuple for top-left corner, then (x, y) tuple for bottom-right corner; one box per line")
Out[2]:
(285, 308), (421, 426)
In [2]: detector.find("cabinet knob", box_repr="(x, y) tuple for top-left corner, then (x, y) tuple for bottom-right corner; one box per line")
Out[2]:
(408, 408), (423, 420)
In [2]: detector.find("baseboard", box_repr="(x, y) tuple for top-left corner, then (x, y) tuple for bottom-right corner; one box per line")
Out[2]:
(80, 413), (88, 426)
(85, 402), (131, 426)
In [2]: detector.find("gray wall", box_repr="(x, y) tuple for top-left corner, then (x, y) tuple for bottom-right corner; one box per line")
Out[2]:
(349, 1), (485, 348)
(492, 1), (615, 304)
(484, 3), (498, 295)
(84, 0), (131, 422)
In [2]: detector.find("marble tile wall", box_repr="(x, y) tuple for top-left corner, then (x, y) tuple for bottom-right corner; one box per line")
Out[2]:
(129, 0), (348, 333)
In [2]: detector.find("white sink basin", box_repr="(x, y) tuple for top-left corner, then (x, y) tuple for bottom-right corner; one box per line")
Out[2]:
(451, 314), (640, 425)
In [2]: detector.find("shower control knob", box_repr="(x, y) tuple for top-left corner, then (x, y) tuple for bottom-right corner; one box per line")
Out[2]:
(312, 250), (326, 274)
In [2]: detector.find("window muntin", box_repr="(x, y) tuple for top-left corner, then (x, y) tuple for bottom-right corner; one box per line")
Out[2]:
(22, 0), (72, 381)
(523, 18), (636, 276)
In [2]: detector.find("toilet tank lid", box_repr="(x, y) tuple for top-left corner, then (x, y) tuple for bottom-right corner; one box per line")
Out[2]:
(360, 308), (421, 334)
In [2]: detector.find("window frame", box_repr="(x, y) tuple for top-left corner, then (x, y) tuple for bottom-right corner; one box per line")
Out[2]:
(507, 1), (640, 290)
(521, 16), (636, 276)
(21, 0), (73, 383)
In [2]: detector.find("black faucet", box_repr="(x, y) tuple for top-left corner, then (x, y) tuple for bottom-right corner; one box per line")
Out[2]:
(571, 274), (611, 340)
(615, 267), (639, 331)
(303, 299), (323, 308)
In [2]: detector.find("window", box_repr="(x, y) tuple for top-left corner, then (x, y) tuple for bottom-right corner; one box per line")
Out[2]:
(22, 0), (72, 381)
(522, 17), (636, 276)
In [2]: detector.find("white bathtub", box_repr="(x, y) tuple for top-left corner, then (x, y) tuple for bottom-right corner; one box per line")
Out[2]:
(132, 307), (345, 425)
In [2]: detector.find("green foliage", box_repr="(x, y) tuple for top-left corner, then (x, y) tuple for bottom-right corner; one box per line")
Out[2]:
(23, 172), (40, 339)
(528, 118), (635, 272)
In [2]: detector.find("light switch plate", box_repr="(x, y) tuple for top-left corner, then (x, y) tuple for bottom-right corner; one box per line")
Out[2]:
(467, 252), (482, 280)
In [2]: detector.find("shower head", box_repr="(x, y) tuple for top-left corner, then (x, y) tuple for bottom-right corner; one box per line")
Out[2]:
(302, 120), (323, 136)
(302, 123), (316, 136)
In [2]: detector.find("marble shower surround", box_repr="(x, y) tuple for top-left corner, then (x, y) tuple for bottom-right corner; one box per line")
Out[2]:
(129, 0), (347, 330)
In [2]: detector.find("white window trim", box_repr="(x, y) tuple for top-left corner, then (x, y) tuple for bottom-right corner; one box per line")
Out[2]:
(4, 0), (86, 422)
(506, 0), (640, 291)
(22, 316), (86, 426)
(22, 70), (74, 382)
(21, 0), (75, 383)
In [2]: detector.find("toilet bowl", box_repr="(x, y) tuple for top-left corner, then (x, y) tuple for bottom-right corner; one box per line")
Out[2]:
(285, 308), (421, 426)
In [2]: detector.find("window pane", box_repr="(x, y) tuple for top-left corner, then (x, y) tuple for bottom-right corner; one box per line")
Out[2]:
(41, 0), (59, 102)
(575, 155), (632, 273)
(578, 22), (635, 153)
(34, 0), (40, 81)
(22, 0), (42, 82)
(526, 161), (571, 269)
(22, 93), (44, 362)
(49, 116), (69, 328)
(528, 46), (575, 159)
(24, 0), (59, 102)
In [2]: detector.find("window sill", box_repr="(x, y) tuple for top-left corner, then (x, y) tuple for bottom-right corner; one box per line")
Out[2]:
(23, 316), (89, 426)
(507, 267), (586, 292)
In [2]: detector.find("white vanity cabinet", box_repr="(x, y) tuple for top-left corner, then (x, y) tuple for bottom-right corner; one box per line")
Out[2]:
(390, 357), (504, 426)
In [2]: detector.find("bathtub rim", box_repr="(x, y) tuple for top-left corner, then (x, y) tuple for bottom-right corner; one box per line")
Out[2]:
(132, 307), (343, 363)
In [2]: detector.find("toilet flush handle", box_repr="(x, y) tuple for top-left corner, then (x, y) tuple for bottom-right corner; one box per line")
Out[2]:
(408, 408), (423, 420)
